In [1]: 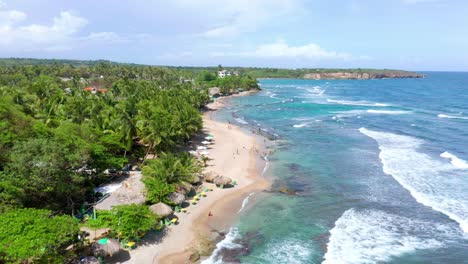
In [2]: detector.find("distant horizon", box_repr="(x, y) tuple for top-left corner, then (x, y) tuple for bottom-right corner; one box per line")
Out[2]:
(3, 57), (468, 73)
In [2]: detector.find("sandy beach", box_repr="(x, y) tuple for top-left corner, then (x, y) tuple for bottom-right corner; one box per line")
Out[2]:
(124, 92), (269, 264)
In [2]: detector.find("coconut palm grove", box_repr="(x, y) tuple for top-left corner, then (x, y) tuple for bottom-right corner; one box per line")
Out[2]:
(0, 59), (259, 263)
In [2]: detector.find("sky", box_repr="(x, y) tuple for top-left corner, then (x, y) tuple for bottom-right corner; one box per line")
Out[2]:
(0, 0), (467, 71)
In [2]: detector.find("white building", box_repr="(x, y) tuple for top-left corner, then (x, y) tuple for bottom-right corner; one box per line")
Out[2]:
(218, 70), (226, 78)
(218, 70), (239, 78)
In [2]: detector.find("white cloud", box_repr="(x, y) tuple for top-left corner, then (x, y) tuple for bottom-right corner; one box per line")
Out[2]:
(211, 40), (360, 61)
(173, 0), (304, 38)
(0, 10), (88, 49)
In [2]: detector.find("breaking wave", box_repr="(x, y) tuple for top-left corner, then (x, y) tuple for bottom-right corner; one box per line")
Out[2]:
(359, 128), (468, 233)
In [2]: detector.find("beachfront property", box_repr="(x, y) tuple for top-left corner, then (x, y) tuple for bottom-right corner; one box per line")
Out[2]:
(217, 69), (239, 78)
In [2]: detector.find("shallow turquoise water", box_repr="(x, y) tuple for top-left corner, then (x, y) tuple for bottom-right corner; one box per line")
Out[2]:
(205, 73), (468, 264)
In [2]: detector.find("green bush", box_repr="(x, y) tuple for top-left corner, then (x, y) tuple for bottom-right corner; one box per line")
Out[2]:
(85, 204), (158, 240)
(0, 208), (79, 264)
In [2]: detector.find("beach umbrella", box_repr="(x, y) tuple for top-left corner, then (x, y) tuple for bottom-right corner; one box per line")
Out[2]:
(199, 150), (209, 156)
(96, 238), (120, 256)
(205, 136), (214, 140)
(213, 176), (233, 186)
(149, 202), (173, 217)
(197, 146), (207, 150)
(168, 192), (185, 205)
(201, 141), (212, 145)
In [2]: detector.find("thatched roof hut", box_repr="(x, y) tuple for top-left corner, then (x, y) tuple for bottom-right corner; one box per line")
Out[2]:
(204, 171), (218, 183)
(213, 176), (232, 186)
(149, 202), (173, 217)
(168, 192), (185, 205)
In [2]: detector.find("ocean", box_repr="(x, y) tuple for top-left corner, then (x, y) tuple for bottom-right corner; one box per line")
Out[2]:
(204, 72), (468, 264)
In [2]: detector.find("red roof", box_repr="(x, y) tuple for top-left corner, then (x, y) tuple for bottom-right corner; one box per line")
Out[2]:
(84, 87), (95, 91)
(97, 89), (108, 93)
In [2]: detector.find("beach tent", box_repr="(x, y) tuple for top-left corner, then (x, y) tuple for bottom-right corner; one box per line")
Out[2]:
(197, 146), (207, 150)
(199, 151), (209, 156)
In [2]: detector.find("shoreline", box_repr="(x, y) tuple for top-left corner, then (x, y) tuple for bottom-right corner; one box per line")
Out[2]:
(125, 90), (270, 264)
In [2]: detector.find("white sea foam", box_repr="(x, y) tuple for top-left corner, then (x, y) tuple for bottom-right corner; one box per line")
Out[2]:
(238, 192), (255, 213)
(367, 109), (411, 114)
(234, 117), (249, 125)
(327, 99), (389, 107)
(306, 86), (326, 96)
(359, 128), (468, 233)
(259, 239), (312, 264)
(437, 114), (468, 120)
(293, 123), (309, 128)
(440, 151), (468, 169)
(201, 228), (242, 264)
(262, 153), (270, 177)
(323, 209), (445, 264)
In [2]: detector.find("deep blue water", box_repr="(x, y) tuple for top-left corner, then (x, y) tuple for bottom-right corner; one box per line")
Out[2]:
(205, 73), (468, 264)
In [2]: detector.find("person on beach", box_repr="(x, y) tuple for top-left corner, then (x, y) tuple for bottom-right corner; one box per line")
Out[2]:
(208, 211), (213, 217)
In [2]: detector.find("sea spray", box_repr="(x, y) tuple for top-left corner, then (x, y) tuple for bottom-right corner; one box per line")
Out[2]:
(201, 228), (242, 264)
(323, 209), (447, 264)
(359, 128), (468, 233)
(440, 151), (468, 169)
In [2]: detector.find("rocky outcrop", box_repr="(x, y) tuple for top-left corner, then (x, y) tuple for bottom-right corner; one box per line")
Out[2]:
(303, 71), (424, 80)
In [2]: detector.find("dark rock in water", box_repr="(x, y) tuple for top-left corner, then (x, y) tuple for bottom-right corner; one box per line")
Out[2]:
(312, 232), (331, 253)
(287, 163), (302, 172)
(217, 231), (265, 263)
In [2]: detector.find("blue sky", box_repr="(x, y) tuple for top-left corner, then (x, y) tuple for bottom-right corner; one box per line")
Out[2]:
(0, 0), (467, 70)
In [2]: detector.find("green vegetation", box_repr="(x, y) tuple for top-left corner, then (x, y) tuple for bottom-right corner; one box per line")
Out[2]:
(0, 58), (261, 262)
(142, 152), (201, 204)
(0, 208), (80, 264)
(84, 204), (157, 241)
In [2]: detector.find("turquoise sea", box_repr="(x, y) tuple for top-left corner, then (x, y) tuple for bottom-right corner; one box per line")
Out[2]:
(204, 73), (468, 264)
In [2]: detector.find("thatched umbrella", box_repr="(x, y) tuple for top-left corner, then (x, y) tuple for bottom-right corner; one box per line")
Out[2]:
(150, 202), (173, 217)
(213, 176), (232, 186)
(189, 174), (203, 185)
(176, 182), (196, 196)
(95, 238), (120, 257)
(204, 171), (218, 183)
(168, 192), (185, 205)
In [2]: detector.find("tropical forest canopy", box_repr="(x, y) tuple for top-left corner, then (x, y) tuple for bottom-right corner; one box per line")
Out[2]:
(0, 58), (259, 263)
